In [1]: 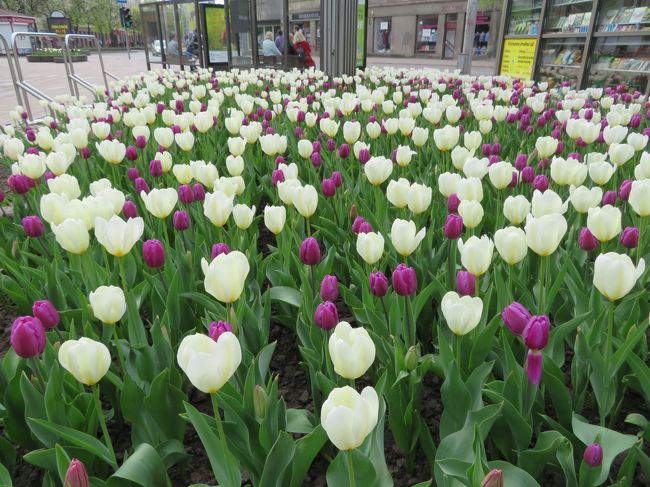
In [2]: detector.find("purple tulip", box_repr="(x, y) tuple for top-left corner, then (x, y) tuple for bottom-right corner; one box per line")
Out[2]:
(123, 201), (138, 219)
(22, 215), (44, 237)
(352, 216), (368, 234)
(299, 237), (321, 265)
(272, 169), (285, 187)
(8, 174), (31, 194)
(618, 179), (633, 201)
(10, 316), (46, 358)
(602, 191), (617, 206)
(211, 243), (230, 258)
(142, 239), (165, 268)
(314, 301), (338, 330)
(392, 263), (417, 296)
(209, 320), (233, 341)
(338, 143), (350, 159)
(359, 148), (371, 165)
(444, 214), (463, 240)
(64, 459), (90, 487)
(331, 171), (343, 187)
(456, 271), (476, 296)
(320, 275), (339, 301)
(583, 443), (603, 467)
(310, 152), (322, 167)
(125, 145), (138, 161)
(532, 175), (549, 192)
(521, 166), (535, 184)
(135, 177), (150, 194)
(173, 210), (190, 231)
(515, 153), (528, 171)
(322, 178), (335, 197)
(135, 135), (147, 149)
(127, 167), (140, 180)
(149, 159), (163, 177)
(501, 302), (532, 336)
(358, 221), (373, 233)
(178, 184), (194, 205)
(32, 300), (59, 329)
(620, 227), (639, 249)
(192, 183), (205, 201)
(369, 271), (389, 297)
(523, 315), (549, 350)
(525, 349), (543, 385)
(447, 193), (461, 213)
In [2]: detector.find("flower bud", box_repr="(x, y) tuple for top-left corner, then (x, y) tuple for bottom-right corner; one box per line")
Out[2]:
(143, 239), (165, 268)
(332, 171), (343, 187)
(22, 215), (45, 237)
(602, 190), (617, 206)
(392, 263), (417, 296)
(272, 169), (285, 187)
(135, 177), (150, 194)
(322, 178), (336, 197)
(501, 302), (531, 336)
(578, 227), (598, 251)
(369, 271), (388, 297)
(523, 315), (549, 350)
(123, 200), (138, 219)
(300, 237), (321, 265)
(64, 459), (90, 487)
(209, 320), (233, 341)
(211, 243), (230, 258)
(127, 167), (140, 180)
(10, 316), (46, 358)
(444, 214), (463, 239)
(8, 174), (31, 194)
(253, 385), (268, 419)
(314, 301), (338, 330)
(583, 443), (603, 467)
(32, 300), (59, 329)
(618, 179), (632, 201)
(352, 216), (367, 234)
(456, 271), (476, 296)
(173, 210), (190, 230)
(481, 469), (503, 487)
(525, 349), (543, 385)
(521, 166), (535, 184)
(126, 145), (138, 161)
(178, 184), (194, 204)
(533, 175), (549, 192)
(447, 193), (461, 213)
(192, 183), (205, 201)
(405, 346), (418, 371)
(320, 275), (339, 301)
(620, 227), (639, 249)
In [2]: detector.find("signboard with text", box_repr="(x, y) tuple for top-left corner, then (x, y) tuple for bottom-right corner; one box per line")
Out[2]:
(47, 17), (71, 38)
(499, 38), (537, 80)
(204, 5), (228, 65)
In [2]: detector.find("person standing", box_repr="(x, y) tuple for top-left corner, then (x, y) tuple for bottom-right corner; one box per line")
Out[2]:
(292, 31), (314, 67)
(275, 30), (284, 53)
(262, 31), (282, 56)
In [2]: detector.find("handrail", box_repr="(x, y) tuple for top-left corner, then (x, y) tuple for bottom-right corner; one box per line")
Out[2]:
(10, 32), (60, 121)
(64, 34), (109, 97)
(0, 34), (23, 110)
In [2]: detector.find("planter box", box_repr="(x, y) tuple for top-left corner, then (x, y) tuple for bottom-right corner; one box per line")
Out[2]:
(54, 55), (88, 63)
(26, 55), (55, 62)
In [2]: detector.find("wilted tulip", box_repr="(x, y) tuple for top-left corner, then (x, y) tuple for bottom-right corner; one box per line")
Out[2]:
(321, 386), (378, 450)
(177, 333), (241, 393)
(201, 251), (250, 303)
(328, 321), (375, 379)
(59, 337), (111, 385)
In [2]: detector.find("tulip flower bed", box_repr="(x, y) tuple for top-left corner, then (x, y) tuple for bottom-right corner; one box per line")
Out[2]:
(0, 67), (649, 487)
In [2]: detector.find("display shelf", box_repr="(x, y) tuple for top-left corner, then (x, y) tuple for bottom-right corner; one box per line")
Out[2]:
(542, 32), (588, 38)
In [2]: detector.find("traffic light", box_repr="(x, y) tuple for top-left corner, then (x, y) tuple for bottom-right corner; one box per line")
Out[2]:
(119, 7), (132, 28)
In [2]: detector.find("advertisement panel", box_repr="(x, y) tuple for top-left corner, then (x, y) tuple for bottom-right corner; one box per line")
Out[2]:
(356, 0), (367, 68)
(205, 5), (228, 64)
(499, 38), (537, 80)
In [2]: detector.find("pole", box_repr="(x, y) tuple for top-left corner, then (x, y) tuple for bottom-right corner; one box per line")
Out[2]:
(125, 27), (131, 59)
(458, 0), (478, 74)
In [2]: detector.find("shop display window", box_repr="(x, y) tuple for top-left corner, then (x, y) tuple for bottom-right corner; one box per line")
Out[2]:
(375, 18), (391, 53)
(596, 0), (650, 33)
(415, 16), (438, 54)
(587, 35), (650, 91)
(538, 37), (584, 88)
(545, 0), (593, 34)
(507, 0), (542, 35)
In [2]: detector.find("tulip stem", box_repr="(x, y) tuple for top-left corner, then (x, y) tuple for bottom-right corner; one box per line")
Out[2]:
(346, 451), (356, 487)
(447, 239), (456, 290)
(638, 217), (647, 265)
(538, 256), (547, 314)
(92, 384), (117, 469)
(112, 327), (128, 376)
(380, 297), (391, 336)
(30, 358), (47, 391)
(404, 295), (415, 347)
(455, 334), (462, 375)
(118, 257), (128, 294)
(600, 300), (616, 426)
(211, 393), (236, 479)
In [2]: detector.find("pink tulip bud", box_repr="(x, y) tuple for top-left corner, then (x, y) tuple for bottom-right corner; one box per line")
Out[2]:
(32, 300), (59, 329)
(22, 215), (44, 237)
(211, 243), (230, 258)
(620, 227), (639, 249)
(369, 271), (388, 297)
(173, 210), (190, 231)
(392, 264), (417, 296)
(142, 239), (165, 268)
(501, 302), (531, 336)
(456, 271), (476, 296)
(314, 301), (338, 330)
(123, 201), (138, 219)
(299, 237), (321, 265)
(209, 321), (233, 341)
(583, 443), (603, 467)
(525, 349), (543, 385)
(523, 315), (549, 350)
(64, 459), (89, 487)
(192, 183), (205, 201)
(10, 316), (46, 358)
(481, 469), (503, 487)
(444, 214), (463, 240)
(322, 178), (335, 197)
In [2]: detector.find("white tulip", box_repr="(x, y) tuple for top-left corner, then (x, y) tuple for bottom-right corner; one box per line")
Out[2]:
(59, 338), (111, 385)
(321, 386), (378, 451)
(356, 232), (384, 265)
(441, 291), (483, 335)
(390, 219), (426, 256)
(89, 286), (127, 324)
(201, 251), (250, 303)
(328, 322), (375, 379)
(457, 236), (494, 276)
(593, 252), (645, 301)
(494, 226), (527, 265)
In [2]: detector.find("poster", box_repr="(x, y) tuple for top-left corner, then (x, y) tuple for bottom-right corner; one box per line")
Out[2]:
(499, 38), (537, 80)
(205, 5), (228, 64)
(48, 17), (71, 38)
(356, 0), (366, 68)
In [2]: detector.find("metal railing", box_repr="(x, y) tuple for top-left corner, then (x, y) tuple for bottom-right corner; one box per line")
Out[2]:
(9, 32), (60, 122)
(63, 34), (119, 98)
(0, 34), (23, 111)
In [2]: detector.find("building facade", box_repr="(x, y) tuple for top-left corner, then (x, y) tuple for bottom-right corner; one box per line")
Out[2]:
(366, 0), (503, 60)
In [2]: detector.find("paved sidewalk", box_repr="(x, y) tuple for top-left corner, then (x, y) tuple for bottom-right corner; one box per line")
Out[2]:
(0, 51), (497, 122)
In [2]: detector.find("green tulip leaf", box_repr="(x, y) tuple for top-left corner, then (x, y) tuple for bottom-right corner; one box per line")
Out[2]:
(326, 449), (377, 487)
(107, 443), (170, 487)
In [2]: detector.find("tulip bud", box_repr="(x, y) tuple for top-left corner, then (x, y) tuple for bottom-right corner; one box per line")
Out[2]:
(64, 459), (90, 487)
(135, 135), (147, 149)
(178, 184), (194, 204)
(521, 166), (535, 184)
(300, 237), (321, 265)
(135, 177), (150, 194)
(143, 239), (165, 268)
(8, 174), (31, 194)
(456, 271), (476, 296)
(369, 271), (388, 297)
(123, 200), (138, 219)
(515, 153), (528, 170)
(501, 302), (532, 336)
(352, 216), (367, 234)
(127, 167), (140, 180)
(618, 179), (632, 201)
(533, 175), (549, 192)
(358, 221), (373, 233)
(314, 301), (338, 330)
(22, 215), (45, 237)
(311, 152), (322, 167)
(149, 159), (163, 177)
(320, 275), (339, 301)
(322, 178), (336, 197)
(620, 227), (639, 249)
(359, 148), (371, 164)
(209, 320), (233, 341)
(481, 469), (503, 487)
(338, 143), (350, 159)
(211, 243), (230, 258)
(272, 169), (285, 187)
(253, 385), (268, 419)
(192, 183), (205, 201)
(525, 349), (543, 385)
(173, 210), (190, 231)
(405, 346), (419, 371)
(447, 193), (461, 213)
(583, 443), (603, 467)
(523, 315), (549, 350)
(32, 300), (59, 329)
(332, 171), (343, 187)
(10, 316), (46, 358)
(126, 145), (138, 161)
(444, 214), (463, 239)
(578, 227), (599, 251)
(392, 263), (417, 296)
(602, 191), (617, 206)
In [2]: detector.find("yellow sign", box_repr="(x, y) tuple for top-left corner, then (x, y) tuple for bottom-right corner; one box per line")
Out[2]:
(500, 38), (537, 80)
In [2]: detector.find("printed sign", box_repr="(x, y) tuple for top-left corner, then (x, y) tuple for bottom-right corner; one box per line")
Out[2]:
(205, 5), (228, 64)
(356, 0), (366, 68)
(499, 37), (537, 80)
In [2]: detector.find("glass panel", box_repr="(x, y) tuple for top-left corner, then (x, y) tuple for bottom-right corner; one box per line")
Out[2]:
(178, 2), (199, 66)
(587, 35), (650, 91)
(474, 13), (491, 56)
(205, 5), (228, 65)
(545, 0), (593, 34)
(444, 14), (458, 58)
(375, 18), (391, 53)
(161, 4), (181, 64)
(142, 5), (163, 63)
(229, 0), (254, 66)
(416, 15), (438, 54)
(538, 37), (584, 88)
(596, 0), (650, 33)
(507, 0), (542, 35)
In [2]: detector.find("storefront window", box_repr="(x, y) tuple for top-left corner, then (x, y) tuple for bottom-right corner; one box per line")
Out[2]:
(444, 14), (458, 58)
(474, 14), (491, 56)
(416, 16), (438, 54)
(375, 18), (391, 53)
